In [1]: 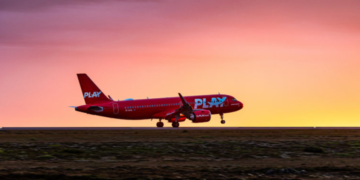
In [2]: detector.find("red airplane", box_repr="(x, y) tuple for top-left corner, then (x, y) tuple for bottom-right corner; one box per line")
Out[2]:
(72, 74), (243, 128)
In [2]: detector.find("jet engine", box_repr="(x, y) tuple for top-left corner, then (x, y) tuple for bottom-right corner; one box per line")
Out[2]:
(188, 110), (211, 123)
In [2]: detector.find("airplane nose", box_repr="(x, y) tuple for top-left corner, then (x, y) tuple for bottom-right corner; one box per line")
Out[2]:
(238, 101), (243, 110)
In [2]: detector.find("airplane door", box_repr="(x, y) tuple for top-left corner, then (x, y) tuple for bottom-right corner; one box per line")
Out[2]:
(113, 103), (119, 114)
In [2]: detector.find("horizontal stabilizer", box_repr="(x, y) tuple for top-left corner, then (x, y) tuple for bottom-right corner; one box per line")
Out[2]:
(87, 106), (104, 113)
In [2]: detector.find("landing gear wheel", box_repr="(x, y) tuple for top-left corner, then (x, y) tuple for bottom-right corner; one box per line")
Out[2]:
(156, 122), (164, 128)
(220, 113), (225, 125)
(172, 122), (180, 128)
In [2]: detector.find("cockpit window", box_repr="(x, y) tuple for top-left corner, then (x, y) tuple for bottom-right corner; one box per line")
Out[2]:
(232, 98), (237, 102)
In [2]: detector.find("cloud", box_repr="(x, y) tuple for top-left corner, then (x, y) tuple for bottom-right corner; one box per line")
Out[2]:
(1, 0), (360, 50)
(0, 0), (159, 12)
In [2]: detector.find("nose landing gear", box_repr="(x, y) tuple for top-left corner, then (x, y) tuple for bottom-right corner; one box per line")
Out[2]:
(220, 113), (226, 124)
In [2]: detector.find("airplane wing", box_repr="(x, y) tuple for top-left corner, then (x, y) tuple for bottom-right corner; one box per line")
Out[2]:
(151, 93), (195, 122)
(152, 109), (186, 122)
(152, 109), (177, 119)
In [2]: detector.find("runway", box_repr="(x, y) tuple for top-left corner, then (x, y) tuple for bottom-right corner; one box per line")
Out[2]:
(2, 127), (360, 130)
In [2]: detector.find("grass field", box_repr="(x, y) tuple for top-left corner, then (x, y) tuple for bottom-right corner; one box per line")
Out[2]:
(1, 129), (360, 179)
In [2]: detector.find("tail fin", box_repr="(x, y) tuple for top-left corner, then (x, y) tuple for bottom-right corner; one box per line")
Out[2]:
(77, 74), (111, 104)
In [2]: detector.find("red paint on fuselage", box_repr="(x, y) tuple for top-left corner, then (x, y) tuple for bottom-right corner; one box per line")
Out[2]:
(76, 94), (243, 120)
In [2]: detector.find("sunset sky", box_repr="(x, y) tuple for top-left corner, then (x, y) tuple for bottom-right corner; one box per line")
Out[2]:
(0, 0), (359, 127)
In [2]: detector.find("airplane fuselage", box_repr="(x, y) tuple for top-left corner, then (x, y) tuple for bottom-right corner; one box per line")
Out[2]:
(76, 94), (243, 120)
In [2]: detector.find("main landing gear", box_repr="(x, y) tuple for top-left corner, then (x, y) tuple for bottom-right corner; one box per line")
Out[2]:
(172, 122), (180, 128)
(220, 113), (226, 124)
(156, 119), (164, 128)
(156, 119), (180, 128)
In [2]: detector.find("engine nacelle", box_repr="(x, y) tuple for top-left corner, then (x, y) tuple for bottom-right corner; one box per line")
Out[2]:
(188, 110), (211, 123)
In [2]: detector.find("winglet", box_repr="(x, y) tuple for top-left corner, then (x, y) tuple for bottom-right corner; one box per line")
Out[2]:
(178, 93), (193, 112)
(178, 93), (188, 105)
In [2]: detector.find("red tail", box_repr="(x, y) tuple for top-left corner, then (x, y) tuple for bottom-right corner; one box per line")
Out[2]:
(77, 74), (111, 104)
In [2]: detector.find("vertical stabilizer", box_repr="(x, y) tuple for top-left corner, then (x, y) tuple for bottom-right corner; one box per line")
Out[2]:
(77, 74), (111, 104)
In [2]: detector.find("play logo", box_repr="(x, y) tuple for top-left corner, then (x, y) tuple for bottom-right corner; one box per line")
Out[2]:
(84, 91), (102, 98)
(194, 97), (227, 109)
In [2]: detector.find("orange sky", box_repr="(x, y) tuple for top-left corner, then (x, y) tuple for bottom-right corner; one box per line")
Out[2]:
(0, 0), (359, 127)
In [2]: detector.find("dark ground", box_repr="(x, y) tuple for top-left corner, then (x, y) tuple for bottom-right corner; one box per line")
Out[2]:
(1, 129), (360, 179)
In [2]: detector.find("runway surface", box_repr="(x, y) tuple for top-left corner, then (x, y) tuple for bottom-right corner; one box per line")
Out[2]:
(2, 127), (360, 130)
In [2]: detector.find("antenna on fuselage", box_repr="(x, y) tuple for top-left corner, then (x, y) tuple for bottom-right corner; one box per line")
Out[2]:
(147, 97), (149, 99)
(218, 92), (220, 95)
